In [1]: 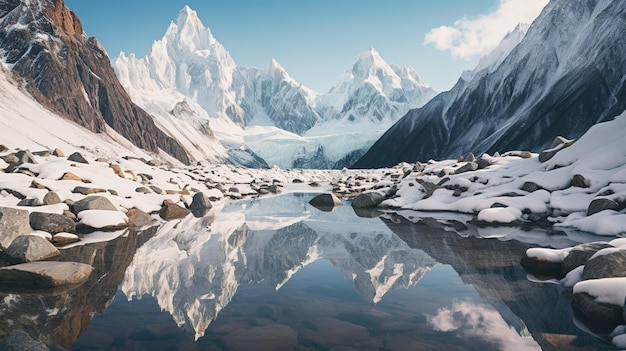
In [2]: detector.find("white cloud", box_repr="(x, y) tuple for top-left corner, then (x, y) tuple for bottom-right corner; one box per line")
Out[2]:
(426, 300), (541, 351)
(424, 0), (549, 59)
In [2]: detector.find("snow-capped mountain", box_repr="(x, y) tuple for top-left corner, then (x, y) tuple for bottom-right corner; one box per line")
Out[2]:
(113, 6), (436, 168)
(0, 0), (189, 164)
(354, 0), (626, 168)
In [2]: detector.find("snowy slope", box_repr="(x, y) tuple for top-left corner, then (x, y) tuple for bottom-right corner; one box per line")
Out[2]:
(355, 0), (626, 168)
(0, 65), (161, 162)
(114, 6), (437, 169)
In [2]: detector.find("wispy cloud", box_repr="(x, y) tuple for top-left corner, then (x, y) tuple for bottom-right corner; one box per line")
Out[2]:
(426, 300), (541, 351)
(424, 0), (548, 59)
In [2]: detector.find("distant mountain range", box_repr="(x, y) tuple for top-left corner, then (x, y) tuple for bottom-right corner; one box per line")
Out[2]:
(113, 6), (437, 168)
(354, 0), (626, 168)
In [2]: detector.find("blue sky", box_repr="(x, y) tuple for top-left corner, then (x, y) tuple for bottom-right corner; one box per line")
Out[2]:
(64, 0), (547, 93)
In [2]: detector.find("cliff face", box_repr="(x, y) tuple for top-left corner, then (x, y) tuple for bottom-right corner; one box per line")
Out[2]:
(0, 0), (189, 164)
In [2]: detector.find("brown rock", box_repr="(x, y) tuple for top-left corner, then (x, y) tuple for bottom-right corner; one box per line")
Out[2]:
(159, 200), (190, 220)
(42, 191), (62, 205)
(72, 186), (107, 195)
(52, 148), (64, 157)
(126, 208), (155, 228)
(59, 172), (83, 182)
(109, 164), (125, 178)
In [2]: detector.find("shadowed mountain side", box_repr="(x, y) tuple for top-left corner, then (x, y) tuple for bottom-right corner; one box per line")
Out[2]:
(353, 0), (626, 168)
(383, 215), (612, 351)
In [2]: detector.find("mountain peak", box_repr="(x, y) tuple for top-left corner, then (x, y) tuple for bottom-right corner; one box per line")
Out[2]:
(176, 5), (204, 29)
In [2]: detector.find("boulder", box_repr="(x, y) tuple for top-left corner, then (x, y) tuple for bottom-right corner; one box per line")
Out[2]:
(505, 150), (533, 159)
(5, 235), (60, 262)
(572, 174), (589, 188)
(351, 191), (386, 209)
(476, 157), (492, 170)
(126, 208), (155, 229)
(421, 182), (439, 198)
(522, 181), (543, 193)
(562, 242), (614, 274)
(587, 198), (620, 216)
(189, 192), (213, 216)
(67, 152), (89, 164)
(0, 261), (92, 288)
(29, 212), (76, 234)
(42, 191), (62, 205)
(77, 210), (128, 232)
(0, 207), (33, 249)
(454, 162), (478, 175)
(16, 198), (39, 206)
(72, 196), (117, 214)
(582, 249), (626, 280)
(159, 200), (190, 220)
(309, 193), (343, 212)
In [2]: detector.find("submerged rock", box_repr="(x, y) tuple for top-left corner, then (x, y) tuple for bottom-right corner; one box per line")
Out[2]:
(309, 193), (343, 212)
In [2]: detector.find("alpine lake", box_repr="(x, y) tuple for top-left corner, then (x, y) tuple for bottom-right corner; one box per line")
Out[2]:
(0, 186), (618, 350)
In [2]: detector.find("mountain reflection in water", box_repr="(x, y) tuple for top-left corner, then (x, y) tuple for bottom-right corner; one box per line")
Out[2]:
(0, 192), (616, 350)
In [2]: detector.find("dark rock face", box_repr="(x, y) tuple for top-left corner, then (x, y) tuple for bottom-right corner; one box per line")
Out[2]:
(0, 0), (189, 164)
(29, 212), (76, 234)
(353, 0), (626, 168)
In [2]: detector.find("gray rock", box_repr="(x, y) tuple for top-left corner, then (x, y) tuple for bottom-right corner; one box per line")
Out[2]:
(29, 212), (75, 234)
(13, 150), (37, 164)
(149, 185), (163, 194)
(135, 187), (151, 194)
(538, 148), (561, 163)
(522, 181), (543, 193)
(587, 198), (620, 216)
(0, 207), (33, 249)
(5, 235), (60, 262)
(228, 186), (240, 193)
(351, 191), (386, 209)
(465, 152), (477, 163)
(42, 191), (62, 205)
(72, 196), (117, 214)
(551, 136), (571, 148)
(421, 182), (439, 198)
(67, 152), (89, 164)
(189, 192), (213, 215)
(572, 174), (589, 188)
(476, 158), (492, 169)
(16, 198), (39, 206)
(562, 242), (614, 274)
(0, 261), (92, 288)
(520, 255), (563, 278)
(582, 249), (626, 280)
(309, 193), (343, 212)
(454, 162), (478, 175)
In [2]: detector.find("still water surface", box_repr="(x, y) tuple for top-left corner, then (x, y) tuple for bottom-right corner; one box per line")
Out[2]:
(0, 191), (616, 350)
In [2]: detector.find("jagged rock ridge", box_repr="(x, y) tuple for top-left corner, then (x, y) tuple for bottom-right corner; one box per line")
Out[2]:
(354, 0), (626, 168)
